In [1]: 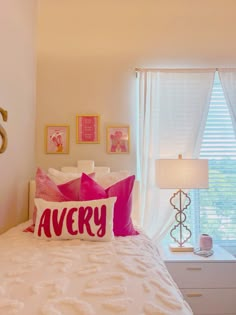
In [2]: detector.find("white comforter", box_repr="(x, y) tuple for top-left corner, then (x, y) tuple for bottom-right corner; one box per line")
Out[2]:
(0, 221), (193, 315)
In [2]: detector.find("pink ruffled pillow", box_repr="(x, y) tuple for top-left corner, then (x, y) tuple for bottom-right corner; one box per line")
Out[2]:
(79, 173), (139, 236)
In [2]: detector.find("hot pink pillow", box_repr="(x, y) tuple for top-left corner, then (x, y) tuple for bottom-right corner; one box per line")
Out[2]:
(79, 174), (107, 200)
(58, 177), (82, 201)
(57, 172), (95, 200)
(79, 173), (139, 236)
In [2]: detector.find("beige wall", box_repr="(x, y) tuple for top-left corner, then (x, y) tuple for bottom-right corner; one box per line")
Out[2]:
(37, 0), (236, 173)
(0, 0), (37, 233)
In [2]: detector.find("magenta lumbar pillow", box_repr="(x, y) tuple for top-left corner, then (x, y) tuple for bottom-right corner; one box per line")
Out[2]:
(34, 197), (116, 241)
(79, 173), (139, 236)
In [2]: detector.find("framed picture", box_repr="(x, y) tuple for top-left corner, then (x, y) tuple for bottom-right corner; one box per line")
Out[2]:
(106, 126), (130, 154)
(76, 114), (100, 143)
(45, 125), (69, 154)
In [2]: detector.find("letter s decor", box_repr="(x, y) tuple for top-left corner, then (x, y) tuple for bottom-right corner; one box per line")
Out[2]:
(0, 107), (8, 154)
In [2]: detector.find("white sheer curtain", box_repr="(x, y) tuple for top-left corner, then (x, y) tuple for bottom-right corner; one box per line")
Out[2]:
(137, 69), (215, 242)
(218, 69), (236, 136)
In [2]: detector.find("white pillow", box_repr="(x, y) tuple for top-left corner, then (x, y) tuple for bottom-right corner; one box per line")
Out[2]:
(94, 170), (131, 189)
(34, 197), (116, 241)
(61, 166), (80, 173)
(48, 168), (82, 185)
(94, 166), (111, 174)
(77, 160), (94, 173)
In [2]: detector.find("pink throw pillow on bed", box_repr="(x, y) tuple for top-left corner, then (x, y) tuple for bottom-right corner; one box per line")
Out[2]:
(58, 177), (82, 201)
(34, 197), (116, 241)
(32, 168), (71, 224)
(24, 168), (85, 232)
(79, 173), (139, 236)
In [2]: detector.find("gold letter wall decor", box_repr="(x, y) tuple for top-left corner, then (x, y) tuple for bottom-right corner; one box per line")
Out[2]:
(0, 107), (8, 153)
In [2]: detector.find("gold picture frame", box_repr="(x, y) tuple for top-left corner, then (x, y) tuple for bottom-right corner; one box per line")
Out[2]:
(106, 125), (130, 154)
(45, 125), (70, 154)
(76, 114), (100, 144)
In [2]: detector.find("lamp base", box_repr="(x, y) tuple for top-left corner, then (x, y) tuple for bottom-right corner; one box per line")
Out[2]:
(169, 243), (194, 252)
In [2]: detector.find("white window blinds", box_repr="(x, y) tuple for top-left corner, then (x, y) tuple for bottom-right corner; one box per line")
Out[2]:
(193, 72), (236, 245)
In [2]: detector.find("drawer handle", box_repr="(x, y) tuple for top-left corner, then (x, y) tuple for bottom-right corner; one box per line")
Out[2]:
(186, 293), (203, 298)
(186, 267), (202, 271)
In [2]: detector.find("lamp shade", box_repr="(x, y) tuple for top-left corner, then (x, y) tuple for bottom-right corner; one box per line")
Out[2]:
(156, 157), (208, 189)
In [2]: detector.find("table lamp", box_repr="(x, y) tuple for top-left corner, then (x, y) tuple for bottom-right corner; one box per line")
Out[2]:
(156, 154), (208, 252)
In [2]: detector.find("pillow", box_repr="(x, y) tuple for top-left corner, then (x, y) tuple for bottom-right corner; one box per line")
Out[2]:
(58, 177), (82, 201)
(94, 170), (131, 189)
(80, 174), (107, 200)
(61, 166), (80, 173)
(77, 160), (94, 173)
(79, 173), (139, 236)
(34, 197), (116, 241)
(48, 168), (82, 185)
(29, 168), (83, 228)
(32, 168), (71, 224)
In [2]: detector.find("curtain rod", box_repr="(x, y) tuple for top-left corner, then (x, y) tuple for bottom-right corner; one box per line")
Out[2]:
(135, 67), (220, 72)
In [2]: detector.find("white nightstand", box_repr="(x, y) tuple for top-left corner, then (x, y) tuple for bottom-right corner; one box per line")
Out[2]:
(158, 244), (236, 315)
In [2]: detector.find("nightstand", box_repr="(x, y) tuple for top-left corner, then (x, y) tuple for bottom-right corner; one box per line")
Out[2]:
(158, 244), (236, 315)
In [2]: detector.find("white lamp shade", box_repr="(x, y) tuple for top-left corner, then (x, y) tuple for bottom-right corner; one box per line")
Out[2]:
(156, 158), (208, 189)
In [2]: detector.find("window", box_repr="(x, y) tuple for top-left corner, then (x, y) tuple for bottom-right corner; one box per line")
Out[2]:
(190, 72), (236, 246)
(137, 68), (236, 245)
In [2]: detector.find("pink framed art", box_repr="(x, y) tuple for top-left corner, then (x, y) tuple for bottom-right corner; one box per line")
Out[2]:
(106, 125), (130, 154)
(76, 114), (100, 143)
(45, 125), (69, 154)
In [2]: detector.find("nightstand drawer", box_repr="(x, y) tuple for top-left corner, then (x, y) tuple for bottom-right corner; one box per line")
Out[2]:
(166, 262), (236, 288)
(182, 288), (236, 315)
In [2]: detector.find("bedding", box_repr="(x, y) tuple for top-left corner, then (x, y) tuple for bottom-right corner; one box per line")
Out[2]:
(0, 221), (193, 315)
(0, 161), (193, 315)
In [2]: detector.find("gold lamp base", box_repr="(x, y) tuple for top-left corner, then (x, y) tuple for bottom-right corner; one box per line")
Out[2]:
(169, 243), (194, 252)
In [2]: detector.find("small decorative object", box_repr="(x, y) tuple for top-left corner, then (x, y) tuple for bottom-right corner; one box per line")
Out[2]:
(199, 233), (213, 251)
(0, 107), (8, 154)
(156, 154), (209, 252)
(193, 248), (214, 257)
(45, 125), (69, 154)
(76, 114), (100, 144)
(106, 126), (130, 154)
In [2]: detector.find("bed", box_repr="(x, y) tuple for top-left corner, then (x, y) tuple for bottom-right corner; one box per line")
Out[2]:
(0, 160), (193, 315)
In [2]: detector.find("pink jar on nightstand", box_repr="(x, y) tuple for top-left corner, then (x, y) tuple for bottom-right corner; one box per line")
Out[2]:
(199, 234), (213, 251)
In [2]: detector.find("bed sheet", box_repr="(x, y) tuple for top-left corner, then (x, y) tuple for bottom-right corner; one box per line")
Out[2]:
(0, 221), (193, 315)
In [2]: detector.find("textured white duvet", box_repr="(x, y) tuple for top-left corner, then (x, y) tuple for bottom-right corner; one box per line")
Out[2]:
(0, 221), (193, 315)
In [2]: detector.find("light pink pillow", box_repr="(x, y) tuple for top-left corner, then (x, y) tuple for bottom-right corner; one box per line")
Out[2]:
(32, 168), (71, 224)
(79, 173), (139, 236)
(24, 168), (84, 233)
(34, 197), (116, 241)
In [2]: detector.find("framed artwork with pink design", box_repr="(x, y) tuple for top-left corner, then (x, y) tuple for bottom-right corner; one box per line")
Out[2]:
(76, 114), (100, 143)
(106, 126), (130, 154)
(45, 125), (70, 154)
